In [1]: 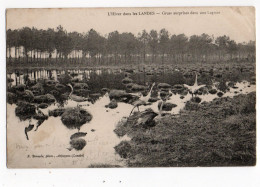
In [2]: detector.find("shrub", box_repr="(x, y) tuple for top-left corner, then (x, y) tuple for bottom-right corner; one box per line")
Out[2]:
(114, 141), (132, 159)
(15, 101), (36, 121)
(70, 138), (86, 151)
(61, 107), (92, 130)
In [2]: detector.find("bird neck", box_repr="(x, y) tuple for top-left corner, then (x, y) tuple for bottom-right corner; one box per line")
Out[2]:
(147, 84), (155, 97)
(194, 73), (198, 86)
(159, 100), (164, 114)
(69, 84), (73, 96)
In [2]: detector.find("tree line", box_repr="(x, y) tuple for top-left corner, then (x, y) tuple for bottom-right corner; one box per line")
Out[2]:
(6, 26), (256, 66)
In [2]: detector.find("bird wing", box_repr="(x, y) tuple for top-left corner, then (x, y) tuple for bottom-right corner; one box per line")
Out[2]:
(71, 94), (85, 100)
(133, 100), (146, 106)
(183, 84), (192, 90)
(129, 92), (140, 97)
(140, 96), (150, 103)
(196, 84), (206, 90)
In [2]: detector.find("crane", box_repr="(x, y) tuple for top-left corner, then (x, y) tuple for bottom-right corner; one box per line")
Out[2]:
(67, 83), (88, 102)
(129, 82), (155, 116)
(183, 72), (206, 97)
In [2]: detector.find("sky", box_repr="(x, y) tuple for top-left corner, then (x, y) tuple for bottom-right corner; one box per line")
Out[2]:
(6, 7), (255, 43)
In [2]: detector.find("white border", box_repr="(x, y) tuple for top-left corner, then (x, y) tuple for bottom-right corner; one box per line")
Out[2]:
(0, 0), (259, 186)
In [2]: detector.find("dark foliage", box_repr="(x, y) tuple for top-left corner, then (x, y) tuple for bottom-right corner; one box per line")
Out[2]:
(61, 107), (92, 130)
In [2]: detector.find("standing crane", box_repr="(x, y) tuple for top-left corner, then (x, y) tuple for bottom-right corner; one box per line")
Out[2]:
(183, 72), (206, 97)
(67, 83), (88, 102)
(129, 82), (155, 116)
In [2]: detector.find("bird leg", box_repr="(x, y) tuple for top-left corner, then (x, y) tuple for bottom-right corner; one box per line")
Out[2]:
(25, 130), (29, 140)
(25, 122), (34, 140)
(129, 106), (136, 117)
(158, 100), (164, 118)
(34, 119), (44, 131)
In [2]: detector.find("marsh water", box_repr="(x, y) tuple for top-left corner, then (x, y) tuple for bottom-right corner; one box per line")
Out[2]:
(7, 68), (256, 167)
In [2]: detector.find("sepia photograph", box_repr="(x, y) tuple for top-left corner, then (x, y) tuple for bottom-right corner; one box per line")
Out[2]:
(6, 7), (256, 168)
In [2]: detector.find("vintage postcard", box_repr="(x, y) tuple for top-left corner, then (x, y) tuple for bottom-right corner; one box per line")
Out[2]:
(6, 7), (256, 168)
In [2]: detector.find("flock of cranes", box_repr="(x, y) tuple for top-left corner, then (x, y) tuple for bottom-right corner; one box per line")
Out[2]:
(66, 71), (206, 117)
(23, 71), (205, 140)
(129, 72), (206, 117)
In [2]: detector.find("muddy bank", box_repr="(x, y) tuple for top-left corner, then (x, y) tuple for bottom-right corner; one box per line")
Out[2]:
(114, 92), (256, 167)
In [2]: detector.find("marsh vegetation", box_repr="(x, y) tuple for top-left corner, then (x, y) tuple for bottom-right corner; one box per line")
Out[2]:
(6, 27), (256, 167)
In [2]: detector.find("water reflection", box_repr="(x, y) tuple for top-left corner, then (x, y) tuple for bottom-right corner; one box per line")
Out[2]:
(7, 68), (256, 167)
(7, 95), (131, 168)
